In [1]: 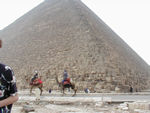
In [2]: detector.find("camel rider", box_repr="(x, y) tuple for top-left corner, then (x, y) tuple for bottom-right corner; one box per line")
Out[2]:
(63, 70), (68, 80)
(30, 71), (38, 84)
(62, 70), (70, 85)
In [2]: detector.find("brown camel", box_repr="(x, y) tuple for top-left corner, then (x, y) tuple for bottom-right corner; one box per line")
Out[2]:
(55, 76), (77, 96)
(30, 79), (43, 96)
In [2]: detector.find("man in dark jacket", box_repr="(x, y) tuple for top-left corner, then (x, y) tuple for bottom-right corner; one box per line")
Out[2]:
(0, 40), (18, 113)
(30, 71), (38, 84)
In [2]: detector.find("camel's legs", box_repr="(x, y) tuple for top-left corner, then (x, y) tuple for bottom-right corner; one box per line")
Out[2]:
(72, 88), (77, 96)
(71, 84), (77, 96)
(62, 87), (65, 95)
(39, 87), (43, 96)
(30, 86), (33, 95)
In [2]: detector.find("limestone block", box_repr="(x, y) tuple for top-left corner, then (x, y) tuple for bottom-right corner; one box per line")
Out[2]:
(110, 85), (115, 90)
(95, 83), (103, 89)
(144, 104), (150, 110)
(134, 103), (139, 109)
(128, 103), (134, 110)
(22, 105), (35, 112)
(95, 101), (104, 107)
(106, 77), (112, 82)
(134, 109), (142, 113)
(122, 107), (128, 110)
(115, 87), (120, 93)
(139, 103), (145, 110)
(144, 103), (150, 110)
(118, 104), (128, 110)
(129, 102), (150, 110)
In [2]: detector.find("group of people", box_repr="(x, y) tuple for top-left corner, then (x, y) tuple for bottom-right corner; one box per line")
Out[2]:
(30, 69), (71, 86)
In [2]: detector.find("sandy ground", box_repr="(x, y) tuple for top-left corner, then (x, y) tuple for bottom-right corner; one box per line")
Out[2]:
(13, 101), (121, 113)
(12, 89), (150, 113)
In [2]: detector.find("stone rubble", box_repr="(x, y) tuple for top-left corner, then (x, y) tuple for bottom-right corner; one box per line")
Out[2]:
(12, 91), (150, 113)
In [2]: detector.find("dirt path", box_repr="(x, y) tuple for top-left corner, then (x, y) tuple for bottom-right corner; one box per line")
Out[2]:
(12, 89), (150, 113)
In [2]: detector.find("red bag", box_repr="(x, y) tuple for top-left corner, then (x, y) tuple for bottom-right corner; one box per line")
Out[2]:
(33, 78), (43, 85)
(63, 78), (70, 85)
(38, 79), (43, 84)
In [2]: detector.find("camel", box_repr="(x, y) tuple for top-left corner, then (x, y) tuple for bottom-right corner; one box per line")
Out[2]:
(30, 78), (43, 96)
(55, 76), (77, 96)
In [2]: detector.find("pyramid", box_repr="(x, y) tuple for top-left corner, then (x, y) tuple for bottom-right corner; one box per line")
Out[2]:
(0, 0), (149, 92)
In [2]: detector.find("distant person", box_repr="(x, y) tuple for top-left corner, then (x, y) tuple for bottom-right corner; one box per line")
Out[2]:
(63, 70), (68, 80)
(0, 40), (18, 113)
(84, 88), (90, 93)
(129, 85), (133, 93)
(30, 71), (38, 85)
(49, 89), (52, 94)
(62, 70), (70, 85)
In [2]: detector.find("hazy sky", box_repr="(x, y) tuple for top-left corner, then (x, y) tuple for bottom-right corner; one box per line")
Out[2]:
(0, 0), (150, 65)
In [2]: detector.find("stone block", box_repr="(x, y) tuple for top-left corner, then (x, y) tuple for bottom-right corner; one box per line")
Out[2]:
(128, 103), (134, 110)
(134, 103), (140, 109)
(115, 87), (120, 93)
(95, 102), (104, 107)
(106, 77), (112, 82)
(144, 103), (150, 110)
(129, 102), (150, 110)
(139, 103), (145, 110)
(22, 105), (35, 112)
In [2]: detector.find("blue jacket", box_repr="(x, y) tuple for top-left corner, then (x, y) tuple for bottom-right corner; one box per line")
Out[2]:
(63, 71), (68, 80)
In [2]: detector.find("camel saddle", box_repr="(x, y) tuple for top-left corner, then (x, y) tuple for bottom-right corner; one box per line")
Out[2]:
(63, 78), (71, 85)
(31, 78), (43, 85)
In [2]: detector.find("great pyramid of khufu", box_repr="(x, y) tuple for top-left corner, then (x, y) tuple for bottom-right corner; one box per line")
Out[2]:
(0, 0), (149, 92)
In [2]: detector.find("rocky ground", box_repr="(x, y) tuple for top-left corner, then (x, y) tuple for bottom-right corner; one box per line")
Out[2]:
(12, 89), (150, 113)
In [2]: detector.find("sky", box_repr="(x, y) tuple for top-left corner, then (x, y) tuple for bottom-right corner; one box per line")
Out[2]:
(0, 0), (150, 65)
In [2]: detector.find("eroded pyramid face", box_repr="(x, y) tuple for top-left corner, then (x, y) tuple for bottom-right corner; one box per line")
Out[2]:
(0, 0), (149, 92)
